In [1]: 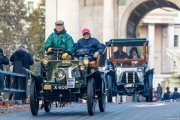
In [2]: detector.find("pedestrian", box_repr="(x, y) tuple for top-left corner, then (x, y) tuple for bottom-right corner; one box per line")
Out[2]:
(0, 48), (9, 70)
(0, 48), (9, 96)
(170, 87), (180, 101)
(75, 28), (104, 60)
(44, 20), (75, 60)
(9, 45), (34, 102)
(157, 83), (162, 100)
(162, 86), (171, 101)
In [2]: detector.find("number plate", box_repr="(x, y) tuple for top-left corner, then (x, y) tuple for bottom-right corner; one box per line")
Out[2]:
(67, 78), (75, 88)
(52, 85), (67, 90)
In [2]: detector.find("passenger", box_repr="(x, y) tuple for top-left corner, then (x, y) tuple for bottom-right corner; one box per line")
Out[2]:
(0, 48), (9, 70)
(128, 47), (141, 66)
(128, 47), (141, 59)
(44, 20), (74, 60)
(114, 44), (128, 59)
(75, 28), (103, 60)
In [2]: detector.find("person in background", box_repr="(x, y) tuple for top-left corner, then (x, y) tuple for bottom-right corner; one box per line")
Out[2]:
(162, 86), (171, 101)
(9, 45), (34, 102)
(0, 48), (9, 96)
(170, 87), (180, 101)
(156, 83), (162, 100)
(0, 48), (9, 70)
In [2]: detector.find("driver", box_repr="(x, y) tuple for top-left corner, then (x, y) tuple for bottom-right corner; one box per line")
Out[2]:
(114, 44), (128, 66)
(44, 20), (74, 60)
(114, 44), (128, 59)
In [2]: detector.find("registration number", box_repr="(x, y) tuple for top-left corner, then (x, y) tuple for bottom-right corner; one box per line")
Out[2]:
(53, 85), (67, 90)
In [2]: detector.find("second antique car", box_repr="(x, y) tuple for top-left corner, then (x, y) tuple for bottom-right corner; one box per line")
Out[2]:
(104, 38), (154, 102)
(24, 47), (107, 116)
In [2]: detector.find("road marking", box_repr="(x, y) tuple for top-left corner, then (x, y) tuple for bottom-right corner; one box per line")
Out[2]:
(133, 103), (169, 107)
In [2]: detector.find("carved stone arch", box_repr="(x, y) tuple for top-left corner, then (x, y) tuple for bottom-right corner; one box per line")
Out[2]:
(119, 0), (180, 38)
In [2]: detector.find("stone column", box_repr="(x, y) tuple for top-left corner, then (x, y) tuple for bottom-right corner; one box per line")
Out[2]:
(167, 24), (174, 73)
(103, 0), (115, 43)
(162, 25), (168, 73)
(148, 23), (155, 69)
(45, 0), (57, 40)
(68, 0), (80, 42)
(56, 0), (80, 42)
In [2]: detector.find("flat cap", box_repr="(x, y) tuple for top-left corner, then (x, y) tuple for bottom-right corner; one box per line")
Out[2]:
(55, 20), (64, 25)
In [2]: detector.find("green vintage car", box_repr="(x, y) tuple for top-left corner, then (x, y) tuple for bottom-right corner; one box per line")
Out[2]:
(24, 47), (107, 116)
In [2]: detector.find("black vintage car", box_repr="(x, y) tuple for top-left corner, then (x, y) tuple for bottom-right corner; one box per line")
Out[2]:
(24, 47), (107, 116)
(104, 38), (154, 102)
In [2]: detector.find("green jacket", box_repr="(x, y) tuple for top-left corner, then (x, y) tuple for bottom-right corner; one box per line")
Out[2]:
(44, 29), (74, 54)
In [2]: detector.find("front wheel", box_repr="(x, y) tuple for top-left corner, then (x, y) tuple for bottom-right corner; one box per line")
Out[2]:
(98, 79), (106, 112)
(145, 74), (153, 102)
(107, 75), (112, 102)
(44, 100), (51, 112)
(87, 78), (96, 115)
(30, 79), (39, 116)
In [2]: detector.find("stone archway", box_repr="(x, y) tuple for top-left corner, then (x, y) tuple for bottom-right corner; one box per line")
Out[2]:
(119, 0), (180, 38)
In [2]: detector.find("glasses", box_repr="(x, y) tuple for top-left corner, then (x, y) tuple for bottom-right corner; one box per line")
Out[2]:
(83, 33), (90, 36)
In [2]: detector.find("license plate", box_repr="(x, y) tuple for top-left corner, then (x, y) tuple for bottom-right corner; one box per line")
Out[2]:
(53, 85), (67, 90)
(67, 78), (75, 88)
(125, 84), (134, 87)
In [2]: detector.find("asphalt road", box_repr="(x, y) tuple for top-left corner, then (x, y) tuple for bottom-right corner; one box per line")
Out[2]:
(0, 102), (180, 120)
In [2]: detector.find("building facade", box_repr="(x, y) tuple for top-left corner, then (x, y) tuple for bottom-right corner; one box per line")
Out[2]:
(45, 0), (180, 76)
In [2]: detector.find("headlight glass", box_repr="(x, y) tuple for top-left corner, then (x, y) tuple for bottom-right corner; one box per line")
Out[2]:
(54, 68), (65, 80)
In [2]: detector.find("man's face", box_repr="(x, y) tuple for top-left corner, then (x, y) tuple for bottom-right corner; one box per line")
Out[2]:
(56, 24), (64, 33)
(118, 45), (123, 52)
(83, 32), (90, 40)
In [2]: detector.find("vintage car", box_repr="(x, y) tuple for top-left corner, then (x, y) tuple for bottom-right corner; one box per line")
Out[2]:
(104, 38), (154, 102)
(24, 47), (107, 116)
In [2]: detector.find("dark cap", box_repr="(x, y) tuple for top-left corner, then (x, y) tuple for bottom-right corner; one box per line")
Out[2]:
(0, 48), (3, 53)
(55, 20), (64, 25)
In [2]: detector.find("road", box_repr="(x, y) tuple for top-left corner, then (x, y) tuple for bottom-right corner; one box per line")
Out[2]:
(0, 102), (180, 120)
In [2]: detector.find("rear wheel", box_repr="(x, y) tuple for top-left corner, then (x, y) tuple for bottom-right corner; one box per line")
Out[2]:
(30, 79), (39, 116)
(44, 100), (51, 112)
(146, 74), (153, 102)
(87, 78), (96, 115)
(107, 75), (112, 102)
(98, 79), (106, 112)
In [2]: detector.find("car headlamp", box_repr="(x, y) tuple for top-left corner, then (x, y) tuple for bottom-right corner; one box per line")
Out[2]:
(42, 55), (49, 66)
(54, 68), (65, 80)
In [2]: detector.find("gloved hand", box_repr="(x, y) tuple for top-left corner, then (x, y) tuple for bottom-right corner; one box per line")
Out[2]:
(74, 57), (78, 60)
(48, 47), (52, 52)
(62, 53), (68, 60)
(93, 52), (99, 58)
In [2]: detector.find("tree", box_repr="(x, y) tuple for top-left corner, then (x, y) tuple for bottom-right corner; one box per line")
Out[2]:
(0, 0), (29, 71)
(27, 0), (45, 56)
(26, 0), (45, 72)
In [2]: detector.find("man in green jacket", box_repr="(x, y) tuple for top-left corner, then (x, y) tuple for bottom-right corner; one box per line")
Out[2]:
(44, 20), (74, 60)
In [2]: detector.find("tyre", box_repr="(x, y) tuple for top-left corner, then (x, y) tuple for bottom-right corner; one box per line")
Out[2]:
(44, 100), (51, 112)
(107, 75), (112, 102)
(87, 78), (96, 115)
(30, 79), (39, 116)
(145, 74), (153, 102)
(98, 79), (106, 112)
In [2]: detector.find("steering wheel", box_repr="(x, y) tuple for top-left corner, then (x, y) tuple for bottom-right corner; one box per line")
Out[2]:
(51, 48), (68, 60)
